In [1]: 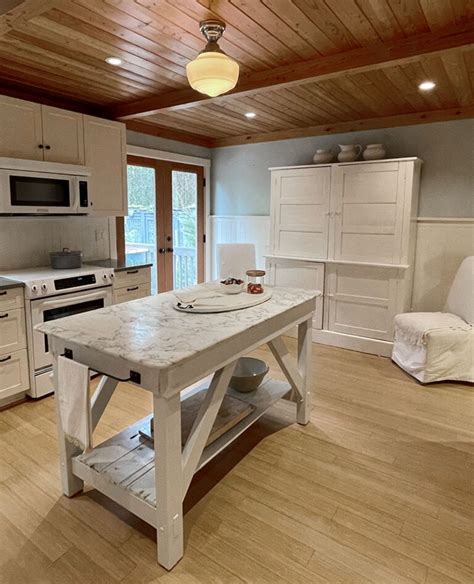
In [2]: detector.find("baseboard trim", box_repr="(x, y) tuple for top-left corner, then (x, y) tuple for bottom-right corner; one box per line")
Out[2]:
(312, 329), (393, 357)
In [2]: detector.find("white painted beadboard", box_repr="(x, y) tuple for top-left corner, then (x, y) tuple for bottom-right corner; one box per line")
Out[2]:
(412, 218), (474, 312)
(0, 216), (111, 271)
(209, 215), (270, 279)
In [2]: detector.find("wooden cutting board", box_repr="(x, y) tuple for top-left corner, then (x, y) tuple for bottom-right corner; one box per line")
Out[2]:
(140, 390), (255, 447)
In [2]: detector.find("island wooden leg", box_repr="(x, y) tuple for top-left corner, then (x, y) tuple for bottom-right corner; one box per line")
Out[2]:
(52, 354), (84, 497)
(153, 392), (184, 570)
(297, 317), (312, 425)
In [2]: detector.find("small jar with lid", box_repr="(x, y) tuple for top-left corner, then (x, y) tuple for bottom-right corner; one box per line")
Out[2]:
(246, 269), (266, 294)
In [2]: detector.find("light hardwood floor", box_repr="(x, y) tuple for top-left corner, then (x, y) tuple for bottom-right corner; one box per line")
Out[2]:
(0, 342), (472, 584)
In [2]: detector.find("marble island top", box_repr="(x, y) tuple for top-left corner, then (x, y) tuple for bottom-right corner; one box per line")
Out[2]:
(36, 285), (319, 373)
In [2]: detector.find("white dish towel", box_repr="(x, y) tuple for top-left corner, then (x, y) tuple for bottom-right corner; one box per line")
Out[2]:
(57, 355), (92, 451)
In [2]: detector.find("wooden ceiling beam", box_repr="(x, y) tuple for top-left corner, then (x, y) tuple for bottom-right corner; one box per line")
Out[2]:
(111, 20), (474, 120)
(211, 105), (474, 148)
(125, 120), (214, 149)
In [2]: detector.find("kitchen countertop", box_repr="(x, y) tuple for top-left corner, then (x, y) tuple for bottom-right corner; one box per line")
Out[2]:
(0, 276), (24, 290)
(86, 258), (153, 272)
(36, 285), (319, 372)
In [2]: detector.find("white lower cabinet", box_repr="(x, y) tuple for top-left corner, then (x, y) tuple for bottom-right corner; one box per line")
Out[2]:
(0, 308), (27, 354)
(0, 349), (29, 400)
(325, 264), (400, 341)
(114, 282), (151, 304)
(267, 258), (324, 330)
(112, 266), (152, 304)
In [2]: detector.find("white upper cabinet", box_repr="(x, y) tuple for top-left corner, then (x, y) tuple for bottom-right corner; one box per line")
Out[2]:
(84, 115), (127, 216)
(0, 96), (85, 164)
(41, 106), (85, 165)
(330, 161), (408, 265)
(0, 95), (43, 160)
(271, 166), (331, 259)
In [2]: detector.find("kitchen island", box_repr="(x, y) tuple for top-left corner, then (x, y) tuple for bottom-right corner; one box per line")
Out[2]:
(37, 285), (318, 570)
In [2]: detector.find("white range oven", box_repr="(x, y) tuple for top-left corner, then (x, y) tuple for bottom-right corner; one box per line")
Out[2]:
(1, 266), (114, 397)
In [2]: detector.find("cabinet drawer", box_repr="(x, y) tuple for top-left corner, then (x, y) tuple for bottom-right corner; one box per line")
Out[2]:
(114, 267), (151, 289)
(113, 282), (151, 304)
(0, 349), (29, 400)
(0, 287), (24, 311)
(0, 308), (26, 354)
(267, 258), (324, 330)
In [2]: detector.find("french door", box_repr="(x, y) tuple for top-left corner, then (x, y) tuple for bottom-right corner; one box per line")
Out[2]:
(117, 156), (205, 293)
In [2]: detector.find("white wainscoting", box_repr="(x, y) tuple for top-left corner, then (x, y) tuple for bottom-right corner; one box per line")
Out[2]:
(412, 218), (474, 312)
(209, 215), (270, 279)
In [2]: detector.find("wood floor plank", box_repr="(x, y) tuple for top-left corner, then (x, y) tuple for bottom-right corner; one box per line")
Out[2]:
(0, 342), (472, 583)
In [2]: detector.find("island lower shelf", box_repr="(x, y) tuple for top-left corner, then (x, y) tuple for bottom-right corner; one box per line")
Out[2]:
(72, 378), (292, 527)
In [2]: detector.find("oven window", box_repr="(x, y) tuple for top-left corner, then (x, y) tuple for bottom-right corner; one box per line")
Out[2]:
(10, 176), (70, 207)
(44, 299), (105, 322)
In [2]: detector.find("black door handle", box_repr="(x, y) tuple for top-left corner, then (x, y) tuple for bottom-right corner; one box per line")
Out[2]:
(167, 248), (174, 253)
(0, 313), (8, 318)
(158, 248), (166, 254)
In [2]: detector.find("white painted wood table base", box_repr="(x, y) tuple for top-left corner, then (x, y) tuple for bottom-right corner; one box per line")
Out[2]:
(39, 286), (318, 570)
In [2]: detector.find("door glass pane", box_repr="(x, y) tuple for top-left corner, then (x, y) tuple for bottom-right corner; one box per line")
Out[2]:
(172, 170), (198, 289)
(125, 165), (157, 294)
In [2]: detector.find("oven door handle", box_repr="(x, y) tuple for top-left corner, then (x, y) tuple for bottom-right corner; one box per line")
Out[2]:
(38, 290), (108, 309)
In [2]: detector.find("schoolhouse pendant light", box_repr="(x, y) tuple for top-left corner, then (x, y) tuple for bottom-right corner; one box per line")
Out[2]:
(186, 20), (239, 98)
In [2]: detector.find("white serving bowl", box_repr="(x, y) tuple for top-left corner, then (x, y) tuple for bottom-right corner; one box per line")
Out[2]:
(230, 357), (269, 393)
(219, 281), (245, 294)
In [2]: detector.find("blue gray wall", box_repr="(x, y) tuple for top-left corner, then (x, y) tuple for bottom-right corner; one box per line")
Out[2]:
(211, 119), (474, 218)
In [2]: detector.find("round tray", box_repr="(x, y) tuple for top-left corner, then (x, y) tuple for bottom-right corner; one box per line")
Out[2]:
(174, 289), (272, 313)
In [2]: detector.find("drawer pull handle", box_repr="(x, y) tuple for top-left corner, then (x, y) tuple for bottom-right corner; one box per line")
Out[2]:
(127, 270), (139, 274)
(0, 313), (8, 318)
(0, 355), (11, 363)
(0, 291), (6, 296)
(127, 286), (139, 292)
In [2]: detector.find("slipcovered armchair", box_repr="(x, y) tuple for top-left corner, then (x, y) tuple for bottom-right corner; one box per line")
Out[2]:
(392, 256), (473, 383)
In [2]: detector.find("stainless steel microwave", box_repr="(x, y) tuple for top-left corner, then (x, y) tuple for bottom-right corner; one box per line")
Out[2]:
(0, 158), (91, 215)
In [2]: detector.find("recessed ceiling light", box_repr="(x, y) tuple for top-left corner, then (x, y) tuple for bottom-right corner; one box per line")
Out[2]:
(418, 80), (436, 91)
(245, 112), (256, 118)
(105, 56), (122, 66)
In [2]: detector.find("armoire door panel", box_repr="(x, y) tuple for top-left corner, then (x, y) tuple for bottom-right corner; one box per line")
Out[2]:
(339, 233), (397, 263)
(272, 167), (330, 259)
(268, 259), (324, 329)
(278, 231), (327, 258)
(326, 264), (397, 341)
(332, 162), (405, 264)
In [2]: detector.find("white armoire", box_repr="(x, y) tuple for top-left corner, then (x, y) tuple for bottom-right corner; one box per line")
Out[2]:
(266, 158), (422, 356)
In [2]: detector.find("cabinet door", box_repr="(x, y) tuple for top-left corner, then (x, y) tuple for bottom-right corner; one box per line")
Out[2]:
(330, 162), (406, 264)
(271, 167), (330, 259)
(0, 308), (26, 355)
(84, 115), (127, 215)
(42, 106), (85, 164)
(268, 259), (324, 329)
(0, 349), (29, 400)
(325, 264), (400, 341)
(0, 95), (43, 160)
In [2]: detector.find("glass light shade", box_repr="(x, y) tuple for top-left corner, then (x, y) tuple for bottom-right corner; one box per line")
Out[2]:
(186, 51), (239, 97)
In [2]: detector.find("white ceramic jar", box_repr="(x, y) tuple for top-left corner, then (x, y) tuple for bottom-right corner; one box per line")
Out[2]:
(337, 144), (362, 162)
(363, 144), (386, 160)
(312, 149), (333, 164)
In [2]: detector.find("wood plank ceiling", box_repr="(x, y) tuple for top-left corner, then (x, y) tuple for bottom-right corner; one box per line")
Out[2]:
(0, 0), (473, 147)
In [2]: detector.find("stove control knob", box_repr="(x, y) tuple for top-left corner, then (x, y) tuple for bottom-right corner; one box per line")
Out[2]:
(31, 284), (38, 293)
(110, 272), (115, 280)
(102, 273), (108, 281)
(41, 283), (48, 293)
